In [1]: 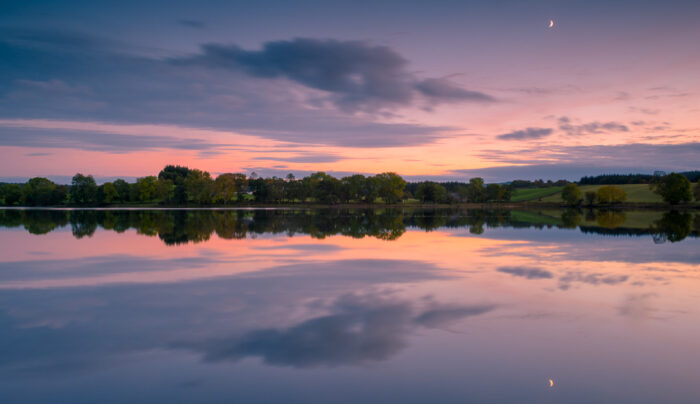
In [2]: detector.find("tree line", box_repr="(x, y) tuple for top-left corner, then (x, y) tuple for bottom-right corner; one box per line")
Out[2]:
(579, 171), (700, 185)
(2, 165), (698, 207)
(0, 165), (511, 207)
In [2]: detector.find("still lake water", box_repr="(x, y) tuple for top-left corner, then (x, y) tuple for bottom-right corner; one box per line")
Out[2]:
(0, 208), (698, 403)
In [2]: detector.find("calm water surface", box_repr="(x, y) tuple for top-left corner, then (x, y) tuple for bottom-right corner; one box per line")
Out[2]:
(0, 208), (698, 403)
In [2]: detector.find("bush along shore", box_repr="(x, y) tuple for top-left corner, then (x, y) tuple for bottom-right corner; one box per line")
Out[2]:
(1, 165), (699, 209)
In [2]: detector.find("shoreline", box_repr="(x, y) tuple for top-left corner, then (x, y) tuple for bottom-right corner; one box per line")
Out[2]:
(2, 202), (699, 211)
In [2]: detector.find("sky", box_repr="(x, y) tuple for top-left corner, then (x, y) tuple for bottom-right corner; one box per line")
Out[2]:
(1, 0), (699, 183)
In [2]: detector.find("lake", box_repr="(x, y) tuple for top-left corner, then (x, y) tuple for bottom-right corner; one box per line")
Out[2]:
(0, 208), (698, 403)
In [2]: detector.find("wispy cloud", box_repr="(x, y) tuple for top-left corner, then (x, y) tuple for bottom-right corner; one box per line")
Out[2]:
(177, 19), (206, 29)
(558, 116), (629, 136)
(497, 127), (552, 141)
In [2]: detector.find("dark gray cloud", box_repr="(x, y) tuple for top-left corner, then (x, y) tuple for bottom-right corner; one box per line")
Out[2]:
(414, 78), (495, 103)
(497, 266), (554, 279)
(497, 127), (552, 141)
(0, 127), (222, 153)
(558, 116), (629, 136)
(0, 30), (452, 148)
(172, 38), (495, 111)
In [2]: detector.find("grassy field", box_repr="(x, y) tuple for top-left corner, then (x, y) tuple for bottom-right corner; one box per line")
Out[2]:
(538, 184), (664, 203)
(511, 186), (564, 202)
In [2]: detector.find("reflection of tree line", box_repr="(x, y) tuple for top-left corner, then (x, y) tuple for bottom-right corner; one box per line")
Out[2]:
(0, 208), (697, 244)
(562, 209), (699, 243)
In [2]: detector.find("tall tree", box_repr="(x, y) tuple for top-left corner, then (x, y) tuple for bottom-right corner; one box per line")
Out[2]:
(466, 177), (485, 202)
(158, 165), (190, 204)
(113, 179), (131, 203)
(375, 172), (406, 204)
(135, 176), (159, 202)
(213, 173), (238, 204)
(651, 173), (692, 204)
(102, 182), (119, 204)
(595, 185), (626, 204)
(69, 174), (98, 205)
(184, 169), (213, 204)
(561, 183), (581, 206)
(415, 182), (447, 203)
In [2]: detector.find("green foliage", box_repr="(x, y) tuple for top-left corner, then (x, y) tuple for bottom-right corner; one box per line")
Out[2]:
(341, 174), (367, 202)
(694, 182), (700, 202)
(651, 173), (692, 204)
(0, 184), (23, 206)
(213, 173), (238, 204)
(158, 165), (190, 204)
(485, 183), (511, 202)
(113, 179), (131, 203)
(184, 169), (213, 204)
(595, 185), (627, 204)
(561, 183), (581, 206)
(135, 176), (159, 202)
(102, 182), (119, 204)
(22, 177), (67, 206)
(69, 173), (98, 205)
(560, 209), (582, 228)
(7, 165), (693, 208)
(651, 211), (692, 242)
(375, 172), (406, 204)
(415, 182), (447, 203)
(595, 210), (626, 228)
(467, 177), (485, 202)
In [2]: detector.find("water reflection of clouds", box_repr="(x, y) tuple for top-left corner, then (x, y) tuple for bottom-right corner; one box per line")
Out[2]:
(183, 292), (496, 368)
(497, 266), (554, 279)
(557, 271), (629, 290)
(496, 265), (631, 290)
(0, 258), (467, 374)
(460, 228), (700, 264)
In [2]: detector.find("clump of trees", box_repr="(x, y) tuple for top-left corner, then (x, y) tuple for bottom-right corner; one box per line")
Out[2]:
(0, 178), (67, 206)
(415, 182), (447, 203)
(651, 173), (692, 205)
(595, 185), (627, 204)
(561, 183), (581, 206)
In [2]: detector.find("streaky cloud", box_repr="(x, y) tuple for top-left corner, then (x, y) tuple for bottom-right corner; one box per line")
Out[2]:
(497, 127), (552, 141)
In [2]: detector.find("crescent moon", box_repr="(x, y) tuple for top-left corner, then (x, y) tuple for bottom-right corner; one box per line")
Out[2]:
(548, 379), (555, 388)
(548, 19), (555, 28)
